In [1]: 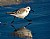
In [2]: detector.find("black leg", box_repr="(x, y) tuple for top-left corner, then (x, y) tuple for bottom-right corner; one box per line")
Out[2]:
(11, 24), (17, 31)
(11, 16), (16, 24)
(24, 18), (32, 23)
(25, 22), (32, 27)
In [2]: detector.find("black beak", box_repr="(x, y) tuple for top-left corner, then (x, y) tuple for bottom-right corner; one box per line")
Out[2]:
(30, 9), (34, 14)
(31, 9), (34, 12)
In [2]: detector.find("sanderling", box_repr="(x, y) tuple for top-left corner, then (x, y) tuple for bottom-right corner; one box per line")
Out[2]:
(6, 6), (34, 23)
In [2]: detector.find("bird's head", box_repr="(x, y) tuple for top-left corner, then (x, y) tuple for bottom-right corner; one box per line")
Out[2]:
(26, 6), (31, 11)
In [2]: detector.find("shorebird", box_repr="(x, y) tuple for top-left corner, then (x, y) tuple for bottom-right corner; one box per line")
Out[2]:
(6, 6), (34, 23)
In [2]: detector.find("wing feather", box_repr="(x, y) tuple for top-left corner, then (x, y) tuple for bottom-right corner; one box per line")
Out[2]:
(16, 8), (26, 14)
(6, 8), (26, 15)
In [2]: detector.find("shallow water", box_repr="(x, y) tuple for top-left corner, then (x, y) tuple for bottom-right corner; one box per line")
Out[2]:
(0, 0), (50, 39)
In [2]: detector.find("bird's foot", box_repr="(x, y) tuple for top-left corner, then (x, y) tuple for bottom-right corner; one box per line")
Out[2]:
(24, 18), (32, 23)
(27, 20), (32, 23)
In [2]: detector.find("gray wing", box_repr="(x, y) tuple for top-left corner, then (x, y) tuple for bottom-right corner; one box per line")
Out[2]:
(6, 8), (26, 14)
(16, 8), (26, 14)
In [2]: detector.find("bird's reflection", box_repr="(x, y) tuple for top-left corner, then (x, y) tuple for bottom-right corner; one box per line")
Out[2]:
(0, 22), (33, 39)
(11, 22), (32, 38)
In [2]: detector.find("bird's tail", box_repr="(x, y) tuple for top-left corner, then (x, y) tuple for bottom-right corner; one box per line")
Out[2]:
(6, 12), (15, 14)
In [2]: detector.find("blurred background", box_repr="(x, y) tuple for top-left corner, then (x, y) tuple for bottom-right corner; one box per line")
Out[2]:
(0, 0), (50, 39)
(0, 0), (33, 6)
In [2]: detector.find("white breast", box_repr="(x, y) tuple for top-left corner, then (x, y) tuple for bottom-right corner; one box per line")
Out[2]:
(22, 11), (29, 17)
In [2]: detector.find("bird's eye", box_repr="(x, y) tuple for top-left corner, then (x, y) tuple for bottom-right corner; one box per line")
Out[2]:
(27, 8), (29, 9)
